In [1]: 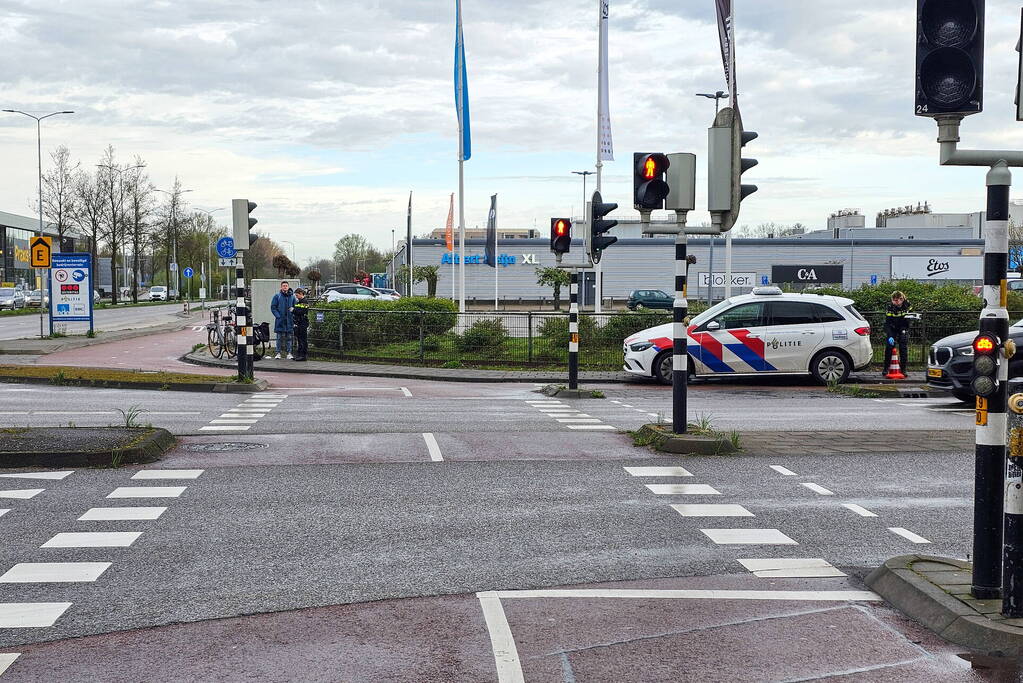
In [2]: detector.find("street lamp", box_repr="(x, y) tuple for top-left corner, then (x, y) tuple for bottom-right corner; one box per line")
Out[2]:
(2, 109), (74, 338)
(695, 91), (729, 305)
(195, 207), (225, 306)
(696, 91), (729, 115)
(571, 170), (595, 217)
(97, 163), (146, 302)
(154, 187), (193, 300)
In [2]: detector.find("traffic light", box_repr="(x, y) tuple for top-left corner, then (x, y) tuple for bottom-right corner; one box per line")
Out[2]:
(633, 153), (670, 211)
(232, 199), (259, 250)
(589, 190), (618, 264)
(708, 107), (757, 231)
(550, 218), (571, 255)
(972, 332), (1000, 398)
(915, 0), (985, 117)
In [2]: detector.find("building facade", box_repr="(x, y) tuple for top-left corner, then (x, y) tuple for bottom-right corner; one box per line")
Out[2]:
(0, 210), (77, 289)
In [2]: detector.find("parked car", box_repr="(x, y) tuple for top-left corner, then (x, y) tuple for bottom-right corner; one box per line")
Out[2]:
(623, 287), (873, 385)
(26, 290), (48, 307)
(148, 286), (168, 301)
(94, 290), (102, 305)
(0, 288), (27, 310)
(374, 288), (402, 298)
(627, 289), (674, 311)
(927, 320), (1023, 402)
(322, 285), (398, 302)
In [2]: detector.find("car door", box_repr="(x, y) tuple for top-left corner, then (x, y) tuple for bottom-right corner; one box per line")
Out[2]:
(690, 301), (770, 374)
(354, 286), (378, 299)
(762, 301), (824, 372)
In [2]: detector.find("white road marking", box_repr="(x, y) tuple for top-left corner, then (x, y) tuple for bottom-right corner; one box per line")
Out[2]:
(132, 470), (204, 480)
(801, 483), (834, 496)
(552, 413), (591, 418)
(0, 471), (72, 481)
(0, 603), (71, 628)
(672, 504), (753, 517)
(210, 419), (259, 424)
(701, 528), (798, 545)
(647, 413), (658, 417)
(42, 532), (142, 548)
(221, 413), (265, 418)
(477, 594), (524, 683)
(484, 589), (879, 601)
(645, 484), (720, 495)
(556, 418), (602, 423)
(423, 433), (443, 462)
(79, 507), (167, 521)
(537, 408), (576, 412)
(0, 654), (19, 676)
(0, 510), (8, 517)
(624, 466), (693, 477)
(0, 562), (111, 583)
(0, 490), (44, 500)
(567, 425), (617, 430)
(842, 503), (878, 518)
(222, 409), (268, 413)
(889, 527), (931, 544)
(107, 486), (186, 499)
(738, 558), (846, 578)
(200, 425), (250, 431)
(770, 465), (798, 476)
(400, 387), (413, 397)
(622, 404), (634, 408)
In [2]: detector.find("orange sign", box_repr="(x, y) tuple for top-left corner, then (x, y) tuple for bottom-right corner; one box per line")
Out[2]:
(30, 236), (52, 268)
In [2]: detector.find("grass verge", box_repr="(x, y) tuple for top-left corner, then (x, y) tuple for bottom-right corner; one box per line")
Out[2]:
(0, 365), (234, 386)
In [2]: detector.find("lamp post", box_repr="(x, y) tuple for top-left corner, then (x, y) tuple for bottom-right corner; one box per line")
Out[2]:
(154, 187), (193, 300)
(195, 207), (224, 308)
(2, 109), (74, 338)
(572, 171), (596, 310)
(696, 91), (729, 305)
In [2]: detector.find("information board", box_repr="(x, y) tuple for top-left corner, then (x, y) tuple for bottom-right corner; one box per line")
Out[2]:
(49, 253), (93, 324)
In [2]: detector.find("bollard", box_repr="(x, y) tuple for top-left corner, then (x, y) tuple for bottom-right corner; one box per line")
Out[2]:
(1005, 373), (1023, 616)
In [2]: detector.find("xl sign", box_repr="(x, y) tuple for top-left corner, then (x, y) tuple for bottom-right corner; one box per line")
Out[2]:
(771, 265), (843, 284)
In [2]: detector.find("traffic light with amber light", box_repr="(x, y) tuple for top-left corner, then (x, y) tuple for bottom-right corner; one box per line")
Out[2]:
(550, 218), (571, 255)
(633, 153), (670, 210)
(915, 0), (985, 117)
(232, 199), (259, 250)
(972, 332), (1000, 399)
(589, 191), (618, 264)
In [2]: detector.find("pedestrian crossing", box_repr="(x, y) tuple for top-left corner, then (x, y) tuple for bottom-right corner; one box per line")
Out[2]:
(524, 399), (617, 431)
(200, 394), (288, 432)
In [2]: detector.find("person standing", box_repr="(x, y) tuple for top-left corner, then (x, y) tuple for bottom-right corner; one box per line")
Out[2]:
(293, 288), (309, 361)
(884, 290), (912, 375)
(271, 280), (296, 359)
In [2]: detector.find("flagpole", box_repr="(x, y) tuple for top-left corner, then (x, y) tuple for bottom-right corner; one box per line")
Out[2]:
(458, 151), (465, 312)
(494, 196), (499, 311)
(594, 0), (610, 313)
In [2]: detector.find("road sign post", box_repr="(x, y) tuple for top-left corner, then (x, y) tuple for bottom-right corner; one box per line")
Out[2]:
(49, 253), (93, 336)
(568, 270), (579, 391)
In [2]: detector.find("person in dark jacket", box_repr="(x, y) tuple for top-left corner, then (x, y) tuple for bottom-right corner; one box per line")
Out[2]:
(883, 290), (912, 373)
(270, 281), (296, 359)
(292, 288), (309, 361)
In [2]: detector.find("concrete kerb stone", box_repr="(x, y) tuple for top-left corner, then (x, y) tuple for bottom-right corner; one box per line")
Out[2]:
(866, 554), (1023, 656)
(0, 373), (268, 394)
(540, 385), (605, 398)
(0, 427), (175, 468)
(634, 423), (738, 456)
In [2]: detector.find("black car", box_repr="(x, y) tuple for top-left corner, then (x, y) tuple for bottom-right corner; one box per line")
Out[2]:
(627, 289), (673, 311)
(927, 320), (1023, 402)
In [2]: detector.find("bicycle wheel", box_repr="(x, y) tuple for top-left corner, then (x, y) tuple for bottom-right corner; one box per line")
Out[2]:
(224, 327), (238, 358)
(207, 328), (223, 358)
(252, 340), (268, 361)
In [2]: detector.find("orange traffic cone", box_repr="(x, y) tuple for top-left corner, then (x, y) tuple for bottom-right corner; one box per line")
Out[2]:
(885, 345), (906, 380)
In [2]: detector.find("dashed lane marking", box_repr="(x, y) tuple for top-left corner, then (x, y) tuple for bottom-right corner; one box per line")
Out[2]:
(107, 487), (186, 499)
(770, 465), (797, 476)
(41, 532), (142, 548)
(646, 484), (720, 495)
(0, 510), (8, 518)
(672, 504), (754, 517)
(477, 594), (524, 683)
(889, 527), (931, 544)
(200, 425), (251, 431)
(567, 425), (617, 430)
(0, 490), (44, 500)
(624, 466), (693, 477)
(0, 471), (73, 481)
(556, 418), (602, 423)
(842, 504), (878, 518)
(132, 470), (204, 480)
(0, 562), (111, 583)
(0, 654), (19, 676)
(737, 558), (846, 578)
(400, 387), (413, 397)
(701, 529), (798, 545)
(210, 419), (260, 424)
(79, 507), (167, 521)
(0, 603), (71, 627)
(423, 433), (443, 462)
(801, 483), (835, 496)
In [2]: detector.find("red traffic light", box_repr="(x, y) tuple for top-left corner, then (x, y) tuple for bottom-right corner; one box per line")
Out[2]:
(974, 333), (998, 354)
(554, 219), (568, 236)
(643, 157), (658, 179)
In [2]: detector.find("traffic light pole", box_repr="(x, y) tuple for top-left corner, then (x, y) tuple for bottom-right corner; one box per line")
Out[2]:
(1004, 378), (1023, 616)
(235, 254), (253, 381)
(672, 214), (689, 434)
(569, 269), (579, 391)
(973, 162), (1010, 599)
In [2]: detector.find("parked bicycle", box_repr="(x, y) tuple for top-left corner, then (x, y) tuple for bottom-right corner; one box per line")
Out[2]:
(206, 307), (237, 359)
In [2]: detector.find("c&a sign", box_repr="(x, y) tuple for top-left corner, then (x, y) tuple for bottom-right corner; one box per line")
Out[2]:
(771, 265), (844, 284)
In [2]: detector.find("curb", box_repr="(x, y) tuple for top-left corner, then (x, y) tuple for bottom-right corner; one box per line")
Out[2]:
(865, 554), (1023, 655)
(633, 423), (739, 456)
(0, 428), (176, 468)
(0, 373), (268, 393)
(0, 317), (204, 356)
(541, 386), (605, 399)
(182, 352), (631, 384)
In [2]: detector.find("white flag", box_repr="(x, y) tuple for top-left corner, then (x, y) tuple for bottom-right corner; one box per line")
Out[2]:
(598, 0), (613, 161)
(715, 0), (737, 109)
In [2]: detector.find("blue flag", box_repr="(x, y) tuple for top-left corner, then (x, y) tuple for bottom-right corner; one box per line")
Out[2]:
(455, 0), (471, 161)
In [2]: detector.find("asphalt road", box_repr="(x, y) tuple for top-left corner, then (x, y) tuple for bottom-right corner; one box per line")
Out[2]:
(0, 301), (226, 341)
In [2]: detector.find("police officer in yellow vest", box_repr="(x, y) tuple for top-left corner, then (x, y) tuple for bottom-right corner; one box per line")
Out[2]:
(293, 288), (310, 362)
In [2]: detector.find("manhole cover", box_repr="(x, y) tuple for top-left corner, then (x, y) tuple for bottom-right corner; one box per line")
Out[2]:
(183, 442), (269, 452)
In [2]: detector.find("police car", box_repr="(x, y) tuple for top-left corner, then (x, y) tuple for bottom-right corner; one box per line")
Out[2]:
(623, 287), (873, 385)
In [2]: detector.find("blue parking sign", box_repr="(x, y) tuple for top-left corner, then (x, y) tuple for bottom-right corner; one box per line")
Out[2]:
(760, 275), (769, 285)
(870, 274), (878, 285)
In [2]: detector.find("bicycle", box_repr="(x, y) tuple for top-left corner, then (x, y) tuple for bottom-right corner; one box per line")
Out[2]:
(206, 307), (237, 359)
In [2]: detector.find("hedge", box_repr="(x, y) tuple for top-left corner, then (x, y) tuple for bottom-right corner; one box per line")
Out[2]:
(308, 297), (458, 350)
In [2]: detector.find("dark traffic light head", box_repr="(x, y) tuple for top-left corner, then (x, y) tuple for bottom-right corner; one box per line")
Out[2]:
(589, 190), (618, 264)
(915, 0), (984, 117)
(232, 199), (259, 249)
(550, 218), (572, 255)
(633, 153), (671, 210)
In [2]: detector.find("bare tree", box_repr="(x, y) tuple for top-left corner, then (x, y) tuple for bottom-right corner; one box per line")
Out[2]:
(70, 170), (107, 276)
(123, 159), (154, 302)
(41, 145), (80, 250)
(96, 146), (135, 304)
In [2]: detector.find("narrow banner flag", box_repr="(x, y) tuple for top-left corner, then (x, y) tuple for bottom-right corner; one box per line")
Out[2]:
(598, 1), (613, 161)
(715, 0), (736, 109)
(455, 0), (472, 161)
(445, 193), (454, 251)
(484, 194), (497, 268)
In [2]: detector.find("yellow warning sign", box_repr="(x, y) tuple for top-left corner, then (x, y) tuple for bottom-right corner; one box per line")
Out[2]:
(570, 333), (580, 344)
(30, 236), (51, 268)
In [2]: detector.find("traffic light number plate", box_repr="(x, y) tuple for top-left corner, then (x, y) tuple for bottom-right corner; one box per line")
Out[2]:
(976, 396), (988, 426)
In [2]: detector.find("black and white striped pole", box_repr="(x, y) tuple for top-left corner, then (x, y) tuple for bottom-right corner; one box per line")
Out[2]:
(972, 162), (1010, 599)
(672, 228), (688, 434)
(1004, 380), (1023, 616)
(235, 256), (253, 381)
(568, 270), (579, 391)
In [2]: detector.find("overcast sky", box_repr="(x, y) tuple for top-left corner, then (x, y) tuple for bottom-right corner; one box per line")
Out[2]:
(3, 0), (1023, 263)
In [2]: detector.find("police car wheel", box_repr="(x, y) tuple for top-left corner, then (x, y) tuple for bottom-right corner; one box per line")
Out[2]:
(654, 351), (693, 385)
(810, 350), (850, 385)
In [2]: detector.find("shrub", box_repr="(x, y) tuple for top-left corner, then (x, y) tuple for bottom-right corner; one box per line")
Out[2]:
(537, 314), (598, 348)
(308, 297), (457, 350)
(599, 312), (670, 345)
(455, 318), (509, 355)
(422, 334), (445, 352)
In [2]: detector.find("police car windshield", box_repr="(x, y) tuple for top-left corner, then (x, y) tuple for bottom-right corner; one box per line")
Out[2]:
(689, 299), (735, 326)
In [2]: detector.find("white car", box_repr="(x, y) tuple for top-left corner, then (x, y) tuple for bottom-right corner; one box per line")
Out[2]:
(0, 288), (26, 310)
(322, 285), (398, 302)
(148, 286), (168, 301)
(623, 287), (873, 385)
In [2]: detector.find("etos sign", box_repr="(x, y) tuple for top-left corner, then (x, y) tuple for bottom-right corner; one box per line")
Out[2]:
(771, 265), (843, 284)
